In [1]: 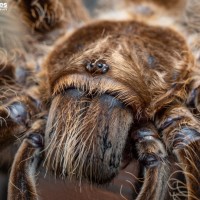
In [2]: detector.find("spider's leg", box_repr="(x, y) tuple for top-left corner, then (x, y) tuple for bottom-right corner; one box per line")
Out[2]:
(16, 0), (89, 33)
(155, 104), (200, 200)
(186, 73), (200, 112)
(8, 119), (45, 200)
(132, 123), (169, 200)
(0, 94), (41, 150)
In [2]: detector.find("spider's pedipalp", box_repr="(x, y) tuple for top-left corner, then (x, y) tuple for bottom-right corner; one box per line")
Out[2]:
(133, 123), (170, 200)
(8, 118), (46, 200)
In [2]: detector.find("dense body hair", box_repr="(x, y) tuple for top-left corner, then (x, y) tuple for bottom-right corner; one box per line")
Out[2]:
(0, 0), (200, 200)
(45, 20), (191, 115)
(43, 20), (193, 184)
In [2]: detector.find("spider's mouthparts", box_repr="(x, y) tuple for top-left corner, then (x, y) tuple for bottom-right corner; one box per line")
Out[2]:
(44, 87), (134, 183)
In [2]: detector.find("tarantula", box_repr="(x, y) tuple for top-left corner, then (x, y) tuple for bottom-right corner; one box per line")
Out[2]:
(1, 0), (200, 199)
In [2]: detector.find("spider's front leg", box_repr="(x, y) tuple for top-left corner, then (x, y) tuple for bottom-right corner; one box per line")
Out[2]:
(0, 96), (39, 150)
(8, 119), (45, 200)
(155, 104), (200, 199)
(132, 123), (169, 200)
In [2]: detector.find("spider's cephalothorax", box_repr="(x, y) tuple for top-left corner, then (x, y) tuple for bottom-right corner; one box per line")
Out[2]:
(43, 20), (193, 186)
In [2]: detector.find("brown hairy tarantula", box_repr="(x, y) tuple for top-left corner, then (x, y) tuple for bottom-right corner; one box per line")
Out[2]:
(1, 0), (200, 199)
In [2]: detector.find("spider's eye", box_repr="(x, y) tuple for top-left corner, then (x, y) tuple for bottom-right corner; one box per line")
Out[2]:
(141, 154), (159, 167)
